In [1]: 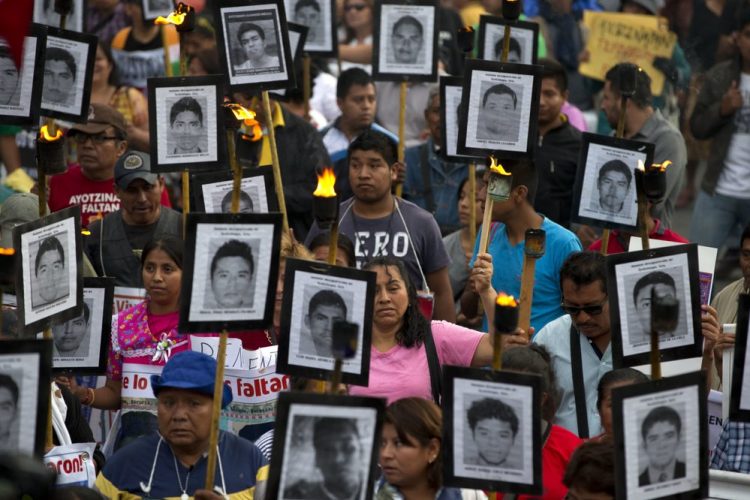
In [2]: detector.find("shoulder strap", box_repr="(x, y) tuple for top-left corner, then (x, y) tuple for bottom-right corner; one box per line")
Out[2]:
(423, 325), (442, 404)
(570, 323), (590, 438)
(418, 143), (435, 213)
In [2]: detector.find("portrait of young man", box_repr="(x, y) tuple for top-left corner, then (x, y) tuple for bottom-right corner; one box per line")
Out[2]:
(42, 46), (77, 108)
(593, 160), (633, 216)
(220, 190), (255, 214)
(0, 46), (20, 107)
(299, 289), (349, 357)
(477, 83), (520, 143)
(630, 270), (679, 345)
(639, 406), (685, 486)
(51, 300), (91, 358)
(0, 374), (18, 451)
(209, 239), (255, 309)
(465, 397), (519, 468)
(234, 22), (281, 71)
(32, 235), (70, 308)
(493, 36), (522, 63)
(294, 0), (321, 45)
(168, 96), (205, 155)
(390, 15), (423, 65)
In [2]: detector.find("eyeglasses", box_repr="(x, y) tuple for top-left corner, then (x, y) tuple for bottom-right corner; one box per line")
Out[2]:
(72, 133), (120, 145)
(561, 298), (608, 317)
(345, 4), (368, 11)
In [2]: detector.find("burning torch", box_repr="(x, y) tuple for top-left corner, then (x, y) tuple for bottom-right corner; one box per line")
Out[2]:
(493, 293), (519, 371)
(518, 228), (546, 333)
(224, 102), (263, 214)
(649, 286), (680, 380)
(313, 168), (339, 265)
(635, 160), (670, 250)
(479, 156), (512, 253)
(155, 2), (196, 77)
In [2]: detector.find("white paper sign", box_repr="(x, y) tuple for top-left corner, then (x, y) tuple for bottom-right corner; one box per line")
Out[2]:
(44, 442), (97, 488)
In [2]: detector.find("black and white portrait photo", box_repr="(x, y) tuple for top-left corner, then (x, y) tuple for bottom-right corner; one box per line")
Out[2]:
(439, 77), (474, 162)
(181, 213), (282, 332)
(34, 0), (84, 33)
(267, 393), (384, 500)
(216, 0), (294, 91)
(477, 17), (539, 64)
(373, 1), (437, 81)
(476, 81), (522, 143)
(612, 372), (706, 499)
(30, 233), (71, 310)
(142, 0), (175, 22)
(284, 0), (335, 54)
(192, 168), (278, 214)
(0, 27), (45, 125)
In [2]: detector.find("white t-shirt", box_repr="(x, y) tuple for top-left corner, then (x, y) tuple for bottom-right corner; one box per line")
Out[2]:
(716, 73), (750, 199)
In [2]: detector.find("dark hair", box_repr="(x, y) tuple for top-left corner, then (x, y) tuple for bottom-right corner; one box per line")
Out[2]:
(641, 405), (681, 441)
(598, 159), (632, 186)
(466, 398), (519, 436)
(220, 189), (254, 212)
(81, 301), (91, 324)
(605, 63), (652, 108)
(141, 237), (184, 270)
(295, 0), (321, 12)
(308, 289), (348, 317)
(96, 41), (120, 87)
(559, 251), (608, 295)
(308, 232), (357, 268)
(482, 83), (517, 109)
(363, 257), (431, 348)
(502, 344), (560, 421)
(170, 96), (204, 126)
(0, 46), (12, 61)
(596, 368), (649, 411)
(35, 236), (65, 276)
(494, 37), (522, 60)
(0, 374), (19, 405)
(487, 157), (537, 204)
(539, 57), (568, 93)
(740, 222), (750, 248)
(392, 15), (423, 36)
(348, 129), (398, 166)
(384, 398), (443, 490)
(189, 47), (222, 75)
(237, 22), (265, 43)
(313, 416), (359, 446)
(210, 240), (255, 278)
(562, 441), (616, 495)
(632, 271), (676, 303)
(336, 67), (374, 99)
(45, 47), (76, 79)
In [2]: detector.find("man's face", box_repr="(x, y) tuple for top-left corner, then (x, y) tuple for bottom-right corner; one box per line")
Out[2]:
(241, 30), (266, 61)
(36, 248), (66, 303)
(481, 92), (515, 134)
(295, 6), (320, 41)
(473, 418), (515, 465)
(43, 59), (75, 104)
(315, 429), (362, 490)
(116, 178), (164, 225)
(76, 126), (127, 176)
(52, 314), (88, 353)
(349, 148), (395, 204)
(392, 22), (423, 64)
(600, 81), (621, 129)
(212, 256), (253, 308)
(0, 57), (19, 105)
(171, 110), (203, 152)
(305, 303), (346, 356)
(643, 421), (680, 468)
(740, 238), (750, 289)
(157, 389), (213, 450)
(635, 282), (677, 333)
(538, 77), (566, 126)
(338, 83), (376, 131)
(424, 94), (441, 142)
(562, 279), (610, 341)
(0, 387), (17, 437)
(597, 169), (630, 213)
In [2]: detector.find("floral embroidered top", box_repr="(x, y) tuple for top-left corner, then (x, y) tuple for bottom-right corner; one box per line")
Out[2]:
(107, 300), (190, 381)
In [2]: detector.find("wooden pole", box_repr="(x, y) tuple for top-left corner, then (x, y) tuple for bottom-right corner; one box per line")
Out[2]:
(600, 229), (610, 255)
(227, 130), (242, 213)
(303, 54), (311, 121)
(649, 327), (661, 380)
(330, 358), (343, 394)
(518, 254), (536, 332)
(394, 81), (407, 198)
(478, 198), (494, 254)
(491, 325), (503, 371)
(638, 193), (650, 251)
(175, 32), (190, 235)
(500, 24), (512, 62)
(261, 91), (290, 235)
(204, 330), (228, 490)
(468, 163), (477, 244)
(327, 220), (339, 266)
(161, 26), (173, 77)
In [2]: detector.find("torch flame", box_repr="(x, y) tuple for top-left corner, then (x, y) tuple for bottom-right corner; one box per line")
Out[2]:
(0, 247), (14, 256)
(460, 25), (474, 34)
(225, 103), (263, 141)
(488, 156), (511, 176)
(636, 159), (645, 172)
(39, 125), (63, 142)
(313, 168), (337, 198)
(651, 160), (671, 173)
(496, 293), (518, 307)
(154, 3), (191, 25)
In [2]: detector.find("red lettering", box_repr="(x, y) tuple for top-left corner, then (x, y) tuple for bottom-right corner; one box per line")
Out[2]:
(122, 376), (129, 389)
(133, 374), (147, 390)
(269, 377), (282, 392)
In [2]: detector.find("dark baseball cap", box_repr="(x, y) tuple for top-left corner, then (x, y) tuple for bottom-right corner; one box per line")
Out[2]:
(68, 103), (127, 136)
(114, 150), (159, 189)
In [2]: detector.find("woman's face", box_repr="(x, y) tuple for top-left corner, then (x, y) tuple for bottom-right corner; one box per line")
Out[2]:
(457, 181), (483, 228)
(142, 249), (182, 309)
(379, 423), (436, 489)
(93, 46), (112, 85)
(599, 380), (634, 437)
(371, 265), (410, 332)
(344, 0), (372, 33)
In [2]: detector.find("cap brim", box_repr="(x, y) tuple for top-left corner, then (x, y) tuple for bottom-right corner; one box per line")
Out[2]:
(151, 377), (234, 409)
(116, 172), (159, 190)
(69, 122), (112, 135)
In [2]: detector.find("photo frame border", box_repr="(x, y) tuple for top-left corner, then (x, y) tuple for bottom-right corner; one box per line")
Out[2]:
(34, 0), (87, 34)
(214, 0), (297, 93)
(371, 0), (439, 83)
(191, 167), (280, 214)
(13, 206), (84, 335)
(39, 26), (97, 123)
(729, 293), (750, 421)
(570, 132), (655, 232)
(179, 212), (283, 333)
(611, 370), (708, 499)
(276, 257), (375, 386)
(265, 391), (386, 500)
(476, 15), (540, 64)
(442, 365), (543, 495)
(607, 243), (703, 368)
(456, 58), (542, 159)
(147, 75), (228, 173)
(439, 75), (479, 162)
(268, 22), (308, 100)
(286, 0), (337, 56)
(0, 24), (47, 126)
(141, 0), (175, 22)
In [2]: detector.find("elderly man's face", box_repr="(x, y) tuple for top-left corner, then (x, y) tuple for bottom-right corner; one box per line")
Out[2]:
(643, 421), (680, 468)
(635, 282), (676, 333)
(0, 57), (19, 105)
(37, 248), (66, 303)
(305, 304), (346, 356)
(392, 22), (423, 64)
(212, 256), (253, 308)
(315, 428), (362, 490)
(241, 30), (266, 61)
(473, 418), (515, 466)
(52, 314), (88, 353)
(597, 170), (630, 213)
(43, 59), (75, 104)
(0, 387), (17, 438)
(157, 389), (213, 449)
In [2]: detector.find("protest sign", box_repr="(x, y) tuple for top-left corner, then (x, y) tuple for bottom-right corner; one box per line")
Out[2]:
(44, 443), (97, 488)
(112, 287), (146, 315)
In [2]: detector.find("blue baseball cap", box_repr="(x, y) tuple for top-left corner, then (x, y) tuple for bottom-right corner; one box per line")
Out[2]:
(151, 351), (233, 409)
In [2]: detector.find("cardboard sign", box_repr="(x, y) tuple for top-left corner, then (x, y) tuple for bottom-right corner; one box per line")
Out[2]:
(580, 11), (676, 95)
(44, 443), (97, 488)
(708, 390), (723, 461)
(192, 337), (278, 371)
(112, 287), (146, 315)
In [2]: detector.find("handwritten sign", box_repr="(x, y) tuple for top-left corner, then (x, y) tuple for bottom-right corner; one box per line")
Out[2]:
(580, 11), (676, 95)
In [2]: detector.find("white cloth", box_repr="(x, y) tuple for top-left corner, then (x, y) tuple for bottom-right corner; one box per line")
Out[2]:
(716, 73), (750, 199)
(310, 72), (341, 123)
(51, 382), (72, 446)
(339, 35), (372, 74)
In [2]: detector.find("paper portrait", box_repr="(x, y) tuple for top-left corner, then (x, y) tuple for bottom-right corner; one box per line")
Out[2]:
(142, 0), (175, 21)
(373, 1), (437, 81)
(581, 146), (642, 226)
(478, 17), (539, 64)
(284, 0), (335, 54)
(439, 77), (475, 162)
(34, 0), (84, 33)
(192, 168), (278, 214)
(0, 26), (45, 125)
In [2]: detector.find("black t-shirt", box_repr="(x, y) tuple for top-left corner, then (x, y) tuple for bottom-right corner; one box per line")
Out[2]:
(719, 0), (749, 34)
(123, 221), (158, 254)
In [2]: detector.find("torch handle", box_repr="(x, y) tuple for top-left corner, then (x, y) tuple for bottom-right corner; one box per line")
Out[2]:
(615, 95), (627, 138)
(518, 255), (537, 333)
(500, 24), (512, 63)
(327, 220), (339, 266)
(179, 32), (187, 77)
(181, 170), (189, 236)
(44, 327), (53, 451)
(650, 328), (661, 380)
(38, 170), (48, 218)
(303, 55), (312, 121)
(330, 358), (343, 394)
(161, 26), (173, 77)
(478, 198), (494, 254)
(492, 327), (503, 371)
(600, 229), (610, 256)
(469, 163), (477, 244)
(227, 130), (243, 214)
(395, 81), (407, 198)
(204, 330), (228, 490)
(262, 91), (290, 235)
(638, 193), (650, 250)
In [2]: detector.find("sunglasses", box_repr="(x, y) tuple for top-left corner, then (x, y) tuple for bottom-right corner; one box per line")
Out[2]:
(345, 4), (368, 12)
(560, 298), (608, 317)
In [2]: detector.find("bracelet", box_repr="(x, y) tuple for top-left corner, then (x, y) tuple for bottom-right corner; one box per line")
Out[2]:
(81, 388), (95, 406)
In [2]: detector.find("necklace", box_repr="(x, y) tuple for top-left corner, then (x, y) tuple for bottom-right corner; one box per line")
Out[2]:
(172, 452), (191, 500)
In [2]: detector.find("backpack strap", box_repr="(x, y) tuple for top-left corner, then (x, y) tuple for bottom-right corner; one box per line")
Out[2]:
(423, 325), (442, 404)
(570, 323), (590, 438)
(418, 143), (435, 214)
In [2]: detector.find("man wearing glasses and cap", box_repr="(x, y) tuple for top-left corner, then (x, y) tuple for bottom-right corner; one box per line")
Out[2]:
(96, 351), (268, 499)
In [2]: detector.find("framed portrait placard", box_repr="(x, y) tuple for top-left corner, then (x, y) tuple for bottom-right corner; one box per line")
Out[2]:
(268, 23), (308, 100)
(439, 76), (479, 162)
(215, 0), (295, 92)
(276, 258), (375, 386)
(457, 59), (541, 158)
(192, 167), (279, 214)
(729, 293), (750, 421)
(372, 0), (438, 82)
(607, 244), (703, 368)
(39, 27), (97, 123)
(477, 16), (540, 64)
(570, 133), (655, 232)
(147, 75), (227, 173)
(142, 0), (175, 22)
(0, 25), (46, 126)
(266, 392), (385, 500)
(13, 206), (84, 335)
(284, 0), (336, 56)
(34, 0), (86, 34)
(442, 365), (543, 495)
(612, 371), (707, 499)
(0, 339), (53, 457)
(37, 277), (114, 375)
(180, 212), (283, 332)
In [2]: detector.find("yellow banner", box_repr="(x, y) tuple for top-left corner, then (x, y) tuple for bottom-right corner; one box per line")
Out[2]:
(580, 11), (676, 95)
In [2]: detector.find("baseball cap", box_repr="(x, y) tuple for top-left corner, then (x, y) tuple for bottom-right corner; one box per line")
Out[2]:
(68, 103), (127, 136)
(0, 193), (47, 248)
(151, 351), (233, 409)
(114, 150), (159, 190)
